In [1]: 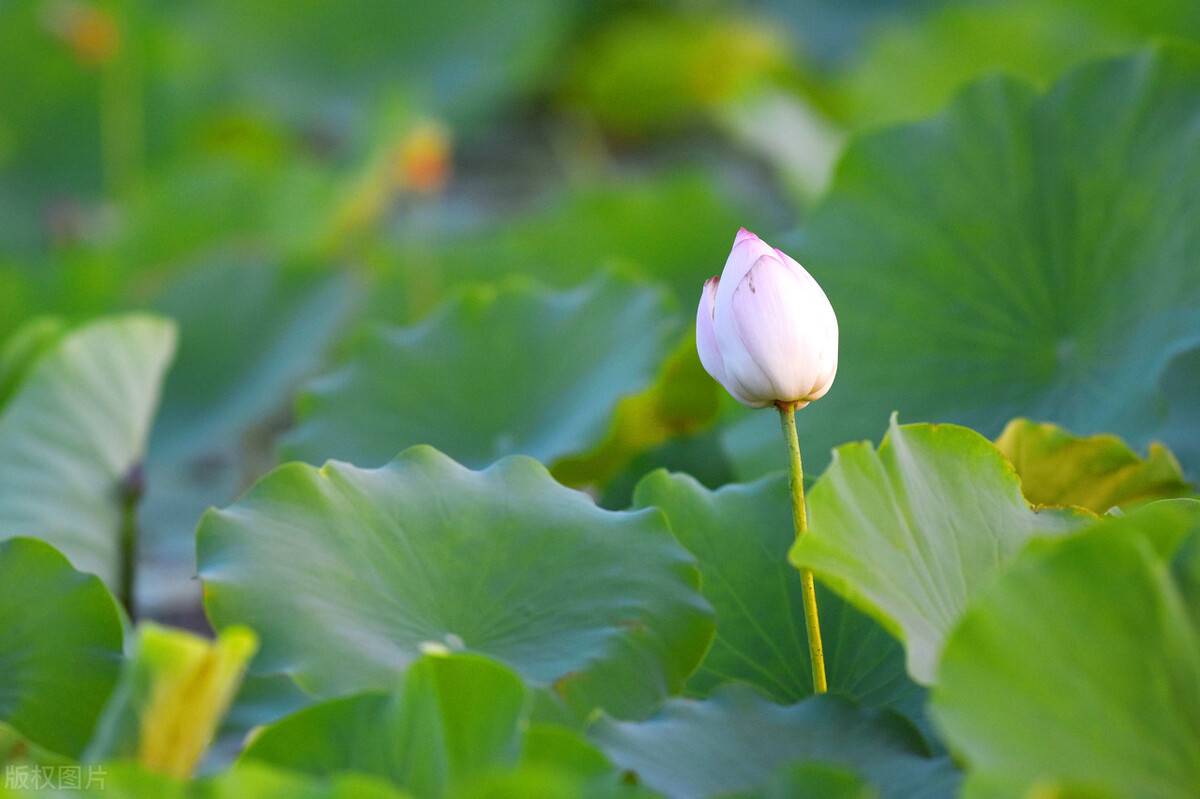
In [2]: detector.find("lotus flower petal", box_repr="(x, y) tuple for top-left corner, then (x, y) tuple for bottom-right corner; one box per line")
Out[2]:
(697, 229), (839, 409)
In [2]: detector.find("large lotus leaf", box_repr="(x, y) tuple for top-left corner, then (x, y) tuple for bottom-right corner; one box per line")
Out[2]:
(632, 471), (925, 726)
(282, 274), (678, 472)
(931, 501), (1200, 797)
(721, 762), (876, 799)
(994, 418), (1193, 513)
(83, 623), (257, 778)
(242, 653), (526, 798)
(247, 676), (642, 799)
(137, 258), (356, 613)
(197, 447), (713, 717)
(0, 538), (124, 757)
(589, 687), (959, 799)
(791, 417), (1088, 684)
(239, 654), (645, 798)
(242, 660), (643, 798)
(0, 315), (176, 587)
(726, 46), (1200, 480)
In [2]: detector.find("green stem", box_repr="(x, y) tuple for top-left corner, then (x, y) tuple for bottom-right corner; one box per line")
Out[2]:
(779, 403), (827, 693)
(117, 464), (144, 622)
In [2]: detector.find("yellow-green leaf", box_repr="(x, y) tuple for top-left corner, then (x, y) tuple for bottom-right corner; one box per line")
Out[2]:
(995, 418), (1193, 514)
(84, 623), (258, 778)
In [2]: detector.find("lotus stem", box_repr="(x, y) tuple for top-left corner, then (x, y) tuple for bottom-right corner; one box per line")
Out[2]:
(118, 463), (145, 622)
(778, 402), (827, 693)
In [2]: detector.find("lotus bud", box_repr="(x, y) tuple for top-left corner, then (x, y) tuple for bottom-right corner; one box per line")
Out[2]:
(697, 228), (838, 409)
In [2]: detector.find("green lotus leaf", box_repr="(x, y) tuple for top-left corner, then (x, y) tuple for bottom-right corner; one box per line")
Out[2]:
(0, 538), (124, 757)
(632, 470), (926, 730)
(197, 447), (714, 718)
(282, 274), (679, 472)
(0, 315), (176, 588)
(242, 653), (642, 798)
(721, 761), (876, 799)
(932, 500), (1200, 797)
(0, 317), (66, 408)
(588, 687), (959, 799)
(1171, 517), (1200, 629)
(242, 653), (526, 797)
(726, 46), (1200, 480)
(0, 720), (72, 771)
(518, 724), (616, 782)
(791, 416), (1088, 684)
(994, 418), (1193, 513)
(139, 258), (356, 614)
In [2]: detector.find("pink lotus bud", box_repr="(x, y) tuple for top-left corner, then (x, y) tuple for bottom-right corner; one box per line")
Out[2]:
(696, 228), (838, 409)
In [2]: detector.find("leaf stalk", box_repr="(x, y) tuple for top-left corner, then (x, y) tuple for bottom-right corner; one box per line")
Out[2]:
(118, 463), (145, 622)
(778, 402), (827, 693)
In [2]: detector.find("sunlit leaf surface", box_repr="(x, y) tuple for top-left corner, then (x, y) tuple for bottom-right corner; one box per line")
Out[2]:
(198, 447), (713, 718)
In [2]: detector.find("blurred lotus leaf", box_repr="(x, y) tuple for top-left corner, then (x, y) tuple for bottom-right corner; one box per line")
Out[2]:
(0, 315), (175, 589)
